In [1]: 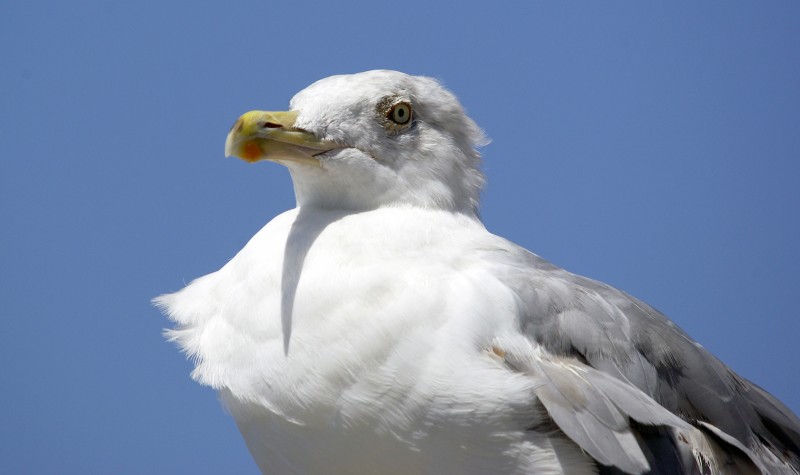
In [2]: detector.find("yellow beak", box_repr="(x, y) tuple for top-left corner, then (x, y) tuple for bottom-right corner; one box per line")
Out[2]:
(224, 110), (340, 166)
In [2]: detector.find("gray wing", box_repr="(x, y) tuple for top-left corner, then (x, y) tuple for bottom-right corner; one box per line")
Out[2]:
(490, 245), (800, 474)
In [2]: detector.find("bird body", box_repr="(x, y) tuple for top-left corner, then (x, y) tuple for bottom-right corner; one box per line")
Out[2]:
(162, 206), (564, 473)
(156, 70), (800, 474)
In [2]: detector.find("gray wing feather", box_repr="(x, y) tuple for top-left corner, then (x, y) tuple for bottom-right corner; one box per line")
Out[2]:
(488, 245), (800, 473)
(504, 348), (689, 474)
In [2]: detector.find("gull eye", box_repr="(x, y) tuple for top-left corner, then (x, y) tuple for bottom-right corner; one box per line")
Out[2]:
(388, 102), (412, 125)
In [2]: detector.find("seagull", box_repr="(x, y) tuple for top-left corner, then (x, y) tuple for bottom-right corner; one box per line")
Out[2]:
(155, 70), (800, 474)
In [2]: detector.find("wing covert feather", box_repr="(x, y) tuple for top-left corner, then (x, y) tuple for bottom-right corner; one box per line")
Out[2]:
(485, 244), (800, 473)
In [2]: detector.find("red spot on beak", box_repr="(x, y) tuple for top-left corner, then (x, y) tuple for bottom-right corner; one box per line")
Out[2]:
(241, 141), (262, 162)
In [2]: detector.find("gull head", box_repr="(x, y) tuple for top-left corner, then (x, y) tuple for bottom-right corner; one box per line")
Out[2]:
(225, 70), (488, 215)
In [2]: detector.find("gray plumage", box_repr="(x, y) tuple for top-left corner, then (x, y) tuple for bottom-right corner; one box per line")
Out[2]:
(490, 242), (800, 473)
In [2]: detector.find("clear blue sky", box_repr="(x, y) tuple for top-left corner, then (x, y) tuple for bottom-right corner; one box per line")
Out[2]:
(2, 1), (798, 473)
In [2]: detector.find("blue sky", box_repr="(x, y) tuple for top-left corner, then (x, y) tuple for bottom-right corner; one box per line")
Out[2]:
(2, 1), (798, 473)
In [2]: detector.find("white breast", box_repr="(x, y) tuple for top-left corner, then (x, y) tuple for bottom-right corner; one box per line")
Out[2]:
(159, 207), (595, 474)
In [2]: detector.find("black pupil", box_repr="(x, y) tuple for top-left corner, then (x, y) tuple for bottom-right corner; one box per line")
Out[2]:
(394, 106), (407, 122)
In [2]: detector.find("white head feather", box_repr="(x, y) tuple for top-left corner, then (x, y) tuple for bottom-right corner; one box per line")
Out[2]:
(285, 70), (488, 215)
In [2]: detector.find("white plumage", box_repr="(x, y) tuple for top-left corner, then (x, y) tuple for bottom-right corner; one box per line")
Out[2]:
(156, 70), (800, 474)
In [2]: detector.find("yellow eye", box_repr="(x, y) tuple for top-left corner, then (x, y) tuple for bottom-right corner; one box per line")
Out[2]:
(388, 102), (412, 125)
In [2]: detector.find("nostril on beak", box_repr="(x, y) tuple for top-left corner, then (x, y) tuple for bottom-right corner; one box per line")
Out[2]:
(261, 122), (283, 129)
